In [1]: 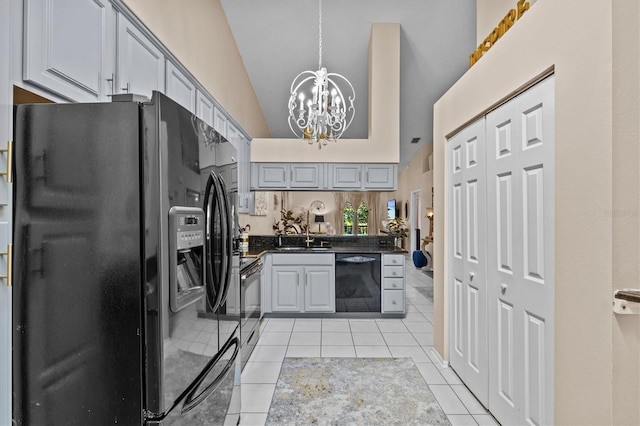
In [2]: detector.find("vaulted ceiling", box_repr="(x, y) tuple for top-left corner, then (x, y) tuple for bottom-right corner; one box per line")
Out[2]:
(220, 0), (476, 169)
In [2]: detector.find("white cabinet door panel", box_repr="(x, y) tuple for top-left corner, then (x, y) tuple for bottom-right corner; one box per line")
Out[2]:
(303, 267), (334, 312)
(24, 0), (113, 102)
(486, 75), (554, 426)
(196, 90), (214, 127)
(448, 117), (488, 406)
(214, 107), (228, 138)
(116, 14), (164, 98)
(330, 164), (361, 189)
(165, 61), (195, 112)
(364, 164), (396, 189)
(272, 266), (302, 312)
(256, 164), (288, 189)
(290, 164), (322, 188)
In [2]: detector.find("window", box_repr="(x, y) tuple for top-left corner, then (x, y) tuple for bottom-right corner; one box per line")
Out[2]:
(343, 202), (354, 235)
(343, 201), (368, 235)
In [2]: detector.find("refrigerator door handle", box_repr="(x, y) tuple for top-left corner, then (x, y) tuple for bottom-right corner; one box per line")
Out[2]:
(210, 173), (229, 311)
(181, 336), (239, 414)
(203, 172), (220, 311)
(216, 174), (233, 307)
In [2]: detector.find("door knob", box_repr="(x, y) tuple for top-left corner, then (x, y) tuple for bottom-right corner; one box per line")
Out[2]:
(469, 272), (474, 281)
(500, 283), (508, 294)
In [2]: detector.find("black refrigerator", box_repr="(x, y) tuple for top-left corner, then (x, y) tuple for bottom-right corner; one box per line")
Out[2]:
(12, 92), (241, 425)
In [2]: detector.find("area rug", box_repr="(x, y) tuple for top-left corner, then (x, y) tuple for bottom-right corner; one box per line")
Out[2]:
(266, 358), (450, 425)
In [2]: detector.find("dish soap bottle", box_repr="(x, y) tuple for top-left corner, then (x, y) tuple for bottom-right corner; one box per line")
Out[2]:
(240, 224), (250, 254)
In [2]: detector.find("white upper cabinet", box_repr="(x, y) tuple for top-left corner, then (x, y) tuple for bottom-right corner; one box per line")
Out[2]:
(290, 164), (323, 188)
(23, 0), (115, 102)
(228, 122), (252, 213)
(165, 62), (196, 112)
(213, 107), (228, 138)
(330, 164), (362, 189)
(196, 90), (215, 127)
(329, 164), (397, 190)
(116, 13), (164, 98)
(363, 164), (396, 189)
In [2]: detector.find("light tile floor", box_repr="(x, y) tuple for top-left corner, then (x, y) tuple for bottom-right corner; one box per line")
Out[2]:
(240, 258), (499, 426)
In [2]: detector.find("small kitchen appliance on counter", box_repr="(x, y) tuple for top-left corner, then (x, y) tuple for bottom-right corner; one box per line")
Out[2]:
(12, 92), (241, 425)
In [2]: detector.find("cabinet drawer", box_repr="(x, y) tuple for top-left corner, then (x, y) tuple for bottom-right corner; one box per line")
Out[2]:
(383, 254), (404, 266)
(272, 253), (334, 266)
(382, 290), (405, 312)
(383, 277), (404, 290)
(383, 265), (404, 278)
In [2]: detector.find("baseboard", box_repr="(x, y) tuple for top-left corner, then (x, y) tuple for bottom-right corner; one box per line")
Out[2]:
(430, 348), (449, 368)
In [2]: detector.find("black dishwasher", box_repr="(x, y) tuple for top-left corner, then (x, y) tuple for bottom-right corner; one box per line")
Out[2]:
(335, 253), (381, 312)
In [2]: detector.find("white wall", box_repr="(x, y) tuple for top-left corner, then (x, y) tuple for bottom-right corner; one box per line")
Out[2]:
(433, 0), (636, 423)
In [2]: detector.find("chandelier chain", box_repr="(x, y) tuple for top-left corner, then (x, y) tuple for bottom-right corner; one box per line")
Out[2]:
(318, 0), (322, 69)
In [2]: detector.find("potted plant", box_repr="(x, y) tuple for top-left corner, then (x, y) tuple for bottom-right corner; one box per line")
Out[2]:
(382, 217), (409, 246)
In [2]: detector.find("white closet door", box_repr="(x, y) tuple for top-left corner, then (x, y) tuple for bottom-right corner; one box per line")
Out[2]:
(448, 118), (489, 406)
(486, 75), (555, 425)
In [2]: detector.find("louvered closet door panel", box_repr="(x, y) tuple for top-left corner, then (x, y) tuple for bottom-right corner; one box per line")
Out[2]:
(486, 75), (555, 426)
(448, 118), (488, 407)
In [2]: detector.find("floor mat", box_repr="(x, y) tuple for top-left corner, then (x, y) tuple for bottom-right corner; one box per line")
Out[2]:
(266, 357), (450, 425)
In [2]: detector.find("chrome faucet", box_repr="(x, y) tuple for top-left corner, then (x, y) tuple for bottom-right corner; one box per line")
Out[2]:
(305, 211), (314, 247)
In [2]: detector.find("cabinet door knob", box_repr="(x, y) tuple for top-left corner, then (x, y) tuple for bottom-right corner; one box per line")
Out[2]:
(500, 283), (508, 294)
(470, 272), (475, 281)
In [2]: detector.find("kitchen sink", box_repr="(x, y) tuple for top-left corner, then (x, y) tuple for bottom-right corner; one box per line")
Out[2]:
(276, 246), (331, 251)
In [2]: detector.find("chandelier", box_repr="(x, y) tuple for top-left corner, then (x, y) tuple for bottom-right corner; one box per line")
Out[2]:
(287, 0), (355, 148)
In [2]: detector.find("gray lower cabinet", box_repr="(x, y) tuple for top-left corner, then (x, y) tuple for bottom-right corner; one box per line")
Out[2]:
(23, 0), (115, 102)
(381, 254), (405, 313)
(271, 254), (335, 313)
(271, 266), (303, 312)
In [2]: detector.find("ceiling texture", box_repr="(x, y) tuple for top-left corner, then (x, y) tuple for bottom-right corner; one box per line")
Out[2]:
(220, 0), (476, 170)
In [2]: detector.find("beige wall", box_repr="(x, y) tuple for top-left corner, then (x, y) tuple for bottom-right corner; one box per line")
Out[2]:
(123, 0), (270, 138)
(250, 23), (400, 163)
(433, 0), (638, 423)
(612, 0), (640, 424)
(393, 143), (434, 245)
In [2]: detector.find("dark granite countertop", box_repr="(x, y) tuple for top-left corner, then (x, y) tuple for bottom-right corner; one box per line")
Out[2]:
(244, 246), (406, 257)
(243, 234), (407, 258)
